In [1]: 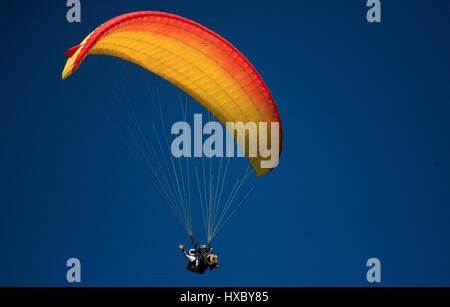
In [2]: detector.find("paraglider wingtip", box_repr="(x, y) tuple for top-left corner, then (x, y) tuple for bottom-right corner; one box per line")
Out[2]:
(61, 70), (70, 80)
(65, 44), (81, 58)
(62, 62), (75, 80)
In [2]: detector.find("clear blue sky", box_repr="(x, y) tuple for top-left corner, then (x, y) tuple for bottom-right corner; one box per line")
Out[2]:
(1, 0), (450, 286)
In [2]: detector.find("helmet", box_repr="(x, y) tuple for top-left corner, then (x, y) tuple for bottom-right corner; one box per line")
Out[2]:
(189, 249), (196, 255)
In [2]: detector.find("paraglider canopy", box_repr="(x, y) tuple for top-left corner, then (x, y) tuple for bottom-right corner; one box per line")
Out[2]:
(62, 11), (282, 177)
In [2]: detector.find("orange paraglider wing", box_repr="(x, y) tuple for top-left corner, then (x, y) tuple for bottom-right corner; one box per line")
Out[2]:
(62, 11), (282, 176)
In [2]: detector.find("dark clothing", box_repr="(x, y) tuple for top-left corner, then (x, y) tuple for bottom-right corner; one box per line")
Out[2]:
(185, 236), (216, 273)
